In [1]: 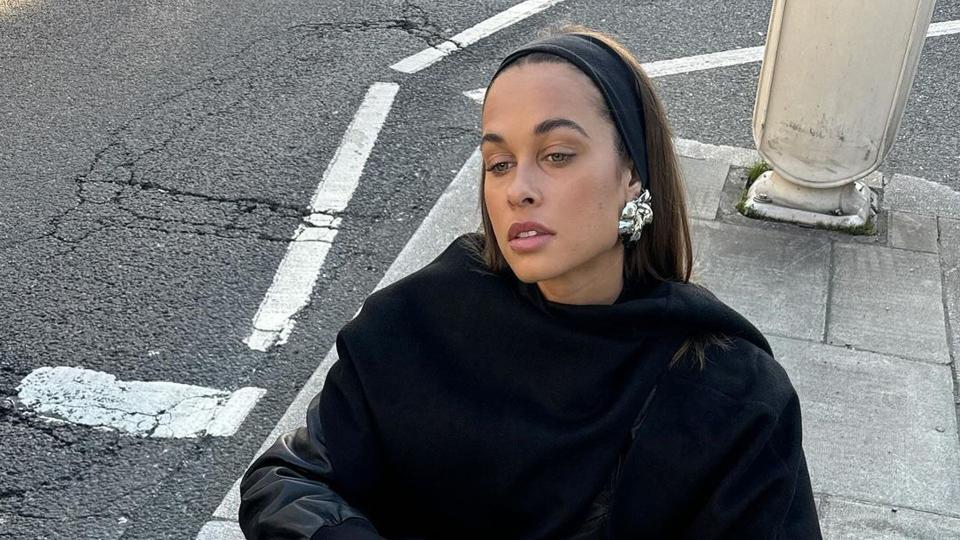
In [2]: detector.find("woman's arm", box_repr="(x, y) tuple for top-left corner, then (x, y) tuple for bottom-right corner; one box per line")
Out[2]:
(238, 333), (387, 540)
(683, 389), (823, 540)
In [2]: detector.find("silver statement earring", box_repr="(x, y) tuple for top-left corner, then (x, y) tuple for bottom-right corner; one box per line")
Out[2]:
(618, 188), (654, 244)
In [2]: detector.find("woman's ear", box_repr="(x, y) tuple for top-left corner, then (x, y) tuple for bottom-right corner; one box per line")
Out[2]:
(622, 162), (643, 200)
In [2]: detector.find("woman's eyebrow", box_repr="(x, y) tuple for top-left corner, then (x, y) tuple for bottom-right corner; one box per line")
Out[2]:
(480, 118), (589, 146)
(534, 118), (590, 138)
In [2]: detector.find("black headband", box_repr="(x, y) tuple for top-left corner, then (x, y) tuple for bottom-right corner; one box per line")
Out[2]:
(488, 33), (651, 190)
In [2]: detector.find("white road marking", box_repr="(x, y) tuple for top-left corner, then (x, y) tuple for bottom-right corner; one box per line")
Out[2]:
(16, 366), (265, 438)
(245, 82), (399, 352)
(0, 0), (31, 16)
(389, 0), (567, 74)
(462, 87), (487, 103)
(928, 19), (960, 37)
(461, 18), (960, 98)
(195, 520), (244, 540)
(204, 148), (482, 527)
(642, 45), (762, 78)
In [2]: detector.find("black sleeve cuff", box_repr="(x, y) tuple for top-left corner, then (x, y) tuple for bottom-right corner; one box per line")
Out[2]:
(311, 518), (382, 540)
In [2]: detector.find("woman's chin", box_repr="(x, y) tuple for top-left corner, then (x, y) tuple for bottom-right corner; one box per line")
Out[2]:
(507, 261), (560, 284)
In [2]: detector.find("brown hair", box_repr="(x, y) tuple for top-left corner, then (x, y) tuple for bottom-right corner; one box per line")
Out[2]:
(471, 25), (732, 370)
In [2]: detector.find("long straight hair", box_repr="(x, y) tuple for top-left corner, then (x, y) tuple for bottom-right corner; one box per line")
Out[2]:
(470, 26), (732, 369)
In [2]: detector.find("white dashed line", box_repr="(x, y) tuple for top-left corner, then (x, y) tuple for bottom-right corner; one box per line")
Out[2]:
(390, 0), (567, 74)
(17, 366), (265, 438)
(244, 82), (399, 352)
(928, 19), (960, 37)
(641, 45), (763, 78)
(461, 18), (960, 98)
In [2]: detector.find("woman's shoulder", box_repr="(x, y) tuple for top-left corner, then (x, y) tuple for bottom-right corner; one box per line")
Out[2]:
(342, 232), (491, 335)
(662, 334), (798, 419)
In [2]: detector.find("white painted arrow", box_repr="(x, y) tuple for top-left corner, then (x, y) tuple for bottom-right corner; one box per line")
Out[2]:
(17, 366), (265, 438)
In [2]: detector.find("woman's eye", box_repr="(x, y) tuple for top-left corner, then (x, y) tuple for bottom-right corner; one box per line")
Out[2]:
(545, 152), (574, 164)
(486, 161), (513, 174)
(484, 153), (571, 174)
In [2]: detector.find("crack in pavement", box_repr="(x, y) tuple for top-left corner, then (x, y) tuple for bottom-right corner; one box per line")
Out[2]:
(288, 0), (461, 50)
(9, 7), (442, 256)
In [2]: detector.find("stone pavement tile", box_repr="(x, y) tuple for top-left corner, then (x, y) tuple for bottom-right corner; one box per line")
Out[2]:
(770, 335), (960, 516)
(819, 496), (960, 539)
(814, 494), (825, 520)
(940, 217), (960, 397)
(888, 211), (939, 254)
(679, 156), (729, 220)
(828, 243), (950, 364)
(884, 173), (960, 219)
(691, 219), (830, 341)
(861, 170), (885, 191)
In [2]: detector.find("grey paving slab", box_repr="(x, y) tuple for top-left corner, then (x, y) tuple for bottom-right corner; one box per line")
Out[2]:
(828, 243), (950, 364)
(814, 494), (826, 522)
(672, 137), (761, 168)
(940, 217), (960, 397)
(861, 170), (885, 191)
(884, 173), (960, 219)
(819, 496), (960, 539)
(691, 220), (830, 341)
(770, 335), (960, 516)
(888, 211), (939, 254)
(679, 156), (729, 220)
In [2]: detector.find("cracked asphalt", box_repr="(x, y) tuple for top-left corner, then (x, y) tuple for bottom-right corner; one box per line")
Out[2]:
(1, 1), (958, 538)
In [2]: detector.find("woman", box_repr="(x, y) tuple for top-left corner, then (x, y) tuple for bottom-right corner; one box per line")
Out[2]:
(238, 27), (822, 540)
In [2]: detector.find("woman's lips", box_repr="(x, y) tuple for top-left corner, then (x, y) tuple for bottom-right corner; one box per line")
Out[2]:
(508, 233), (554, 253)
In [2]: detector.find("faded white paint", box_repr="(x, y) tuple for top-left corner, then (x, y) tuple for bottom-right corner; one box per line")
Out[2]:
(927, 19), (960, 37)
(16, 367), (265, 438)
(244, 218), (340, 351)
(0, 0), (32, 16)
(245, 82), (399, 352)
(643, 45), (764, 78)
(390, 0), (567, 74)
(195, 520), (244, 540)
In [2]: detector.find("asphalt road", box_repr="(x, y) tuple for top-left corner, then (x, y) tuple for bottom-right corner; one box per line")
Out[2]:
(1, 1), (958, 538)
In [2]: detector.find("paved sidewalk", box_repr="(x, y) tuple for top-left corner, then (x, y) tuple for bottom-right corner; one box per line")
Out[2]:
(679, 149), (960, 538)
(198, 143), (960, 539)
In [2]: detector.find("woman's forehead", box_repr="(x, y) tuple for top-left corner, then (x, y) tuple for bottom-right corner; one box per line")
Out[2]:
(484, 61), (598, 106)
(482, 62), (605, 126)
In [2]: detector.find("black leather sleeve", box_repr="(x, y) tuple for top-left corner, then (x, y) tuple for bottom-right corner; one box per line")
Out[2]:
(238, 333), (387, 540)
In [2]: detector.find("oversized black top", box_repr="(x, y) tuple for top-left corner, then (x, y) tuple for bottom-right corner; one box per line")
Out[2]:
(239, 232), (822, 539)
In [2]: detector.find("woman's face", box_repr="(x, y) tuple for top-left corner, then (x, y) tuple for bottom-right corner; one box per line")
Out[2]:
(482, 61), (642, 303)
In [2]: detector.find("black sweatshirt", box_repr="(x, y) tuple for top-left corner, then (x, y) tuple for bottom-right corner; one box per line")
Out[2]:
(239, 232), (823, 539)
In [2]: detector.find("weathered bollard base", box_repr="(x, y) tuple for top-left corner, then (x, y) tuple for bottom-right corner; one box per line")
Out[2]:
(744, 170), (877, 229)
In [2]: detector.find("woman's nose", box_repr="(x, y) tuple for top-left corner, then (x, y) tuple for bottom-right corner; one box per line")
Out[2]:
(507, 161), (541, 208)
